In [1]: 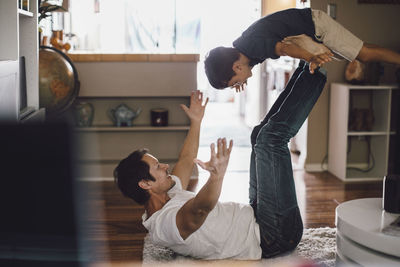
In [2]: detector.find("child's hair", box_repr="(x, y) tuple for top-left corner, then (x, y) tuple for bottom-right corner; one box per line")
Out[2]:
(204, 47), (240, 89)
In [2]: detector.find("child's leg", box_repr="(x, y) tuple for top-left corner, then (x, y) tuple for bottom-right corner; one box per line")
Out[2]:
(312, 9), (363, 62)
(312, 10), (400, 65)
(357, 43), (400, 65)
(254, 66), (327, 258)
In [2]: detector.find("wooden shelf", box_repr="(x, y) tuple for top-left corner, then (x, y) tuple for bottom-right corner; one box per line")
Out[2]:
(67, 53), (200, 62)
(347, 131), (388, 136)
(75, 126), (190, 132)
(343, 84), (398, 90)
(18, 9), (33, 17)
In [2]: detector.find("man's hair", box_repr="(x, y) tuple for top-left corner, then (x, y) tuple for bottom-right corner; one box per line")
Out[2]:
(204, 47), (240, 89)
(114, 148), (155, 205)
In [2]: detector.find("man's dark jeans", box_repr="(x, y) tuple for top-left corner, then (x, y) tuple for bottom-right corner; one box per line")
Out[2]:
(249, 62), (327, 258)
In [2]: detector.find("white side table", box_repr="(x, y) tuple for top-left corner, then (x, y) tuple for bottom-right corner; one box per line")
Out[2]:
(336, 198), (400, 266)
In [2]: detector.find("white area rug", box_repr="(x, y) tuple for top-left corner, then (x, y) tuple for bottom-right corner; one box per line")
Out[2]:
(143, 227), (336, 266)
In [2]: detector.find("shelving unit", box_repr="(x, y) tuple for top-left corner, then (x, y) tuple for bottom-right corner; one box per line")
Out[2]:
(328, 83), (398, 182)
(75, 96), (192, 178)
(75, 126), (190, 132)
(72, 58), (199, 179)
(0, 0), (39, 120)
(18, 9), (34, 17)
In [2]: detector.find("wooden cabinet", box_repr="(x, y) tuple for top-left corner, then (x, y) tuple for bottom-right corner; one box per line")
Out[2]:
(328, 83), (398, 182)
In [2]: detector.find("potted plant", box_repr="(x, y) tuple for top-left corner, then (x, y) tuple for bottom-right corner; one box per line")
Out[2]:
(38, 0), (66, 45)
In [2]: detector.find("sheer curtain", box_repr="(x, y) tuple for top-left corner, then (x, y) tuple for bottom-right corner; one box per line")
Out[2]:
(67, 0), (260, 94)
(68, 0), (200, 53)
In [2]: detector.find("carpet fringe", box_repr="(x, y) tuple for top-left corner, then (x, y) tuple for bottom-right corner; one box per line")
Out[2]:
(142, 227), (336, 266)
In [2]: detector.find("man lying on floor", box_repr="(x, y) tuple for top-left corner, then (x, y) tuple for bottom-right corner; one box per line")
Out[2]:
(114, 63), (327, 259)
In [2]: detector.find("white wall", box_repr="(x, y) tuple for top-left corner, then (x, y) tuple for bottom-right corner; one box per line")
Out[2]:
(306, 0), (400, 169)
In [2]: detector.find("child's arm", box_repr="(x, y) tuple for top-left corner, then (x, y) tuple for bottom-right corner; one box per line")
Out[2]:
(275, 41), (332, 73)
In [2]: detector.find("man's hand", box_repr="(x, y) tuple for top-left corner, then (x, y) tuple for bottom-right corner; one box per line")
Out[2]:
(194, 138), (233, 179)
(176, 138), (233, 239)
(308, 52), (333, 74)
(180, 90), (208, 123)
(172, 90), (208, 189)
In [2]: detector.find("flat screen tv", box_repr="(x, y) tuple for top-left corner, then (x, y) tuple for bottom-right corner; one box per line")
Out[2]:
(0, 122), (98, 266)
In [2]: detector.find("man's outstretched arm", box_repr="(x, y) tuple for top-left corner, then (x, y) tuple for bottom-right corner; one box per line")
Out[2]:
(171, 90), (208, 190)
(176, 138), (233, 240)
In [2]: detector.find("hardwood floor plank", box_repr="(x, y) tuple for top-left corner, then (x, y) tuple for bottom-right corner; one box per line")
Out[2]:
(84, 170), (383, 262)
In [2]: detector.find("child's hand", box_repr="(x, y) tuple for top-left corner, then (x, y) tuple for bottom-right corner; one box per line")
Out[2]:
(309, 52), (333, 74)
(231, 80), (247, 93)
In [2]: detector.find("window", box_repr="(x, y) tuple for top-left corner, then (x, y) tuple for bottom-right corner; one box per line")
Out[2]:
(65, 0), (201, 53)
(55, 0), (261, 93)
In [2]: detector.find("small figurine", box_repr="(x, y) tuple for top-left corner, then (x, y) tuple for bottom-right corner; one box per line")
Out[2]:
(108, 104), (142, 127)
(74, 102), (94, 127)
(50, 30), (71, 53)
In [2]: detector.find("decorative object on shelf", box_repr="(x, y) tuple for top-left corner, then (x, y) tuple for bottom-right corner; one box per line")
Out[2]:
(50, 30), (71, 53)
(383, 174), (400, 214)
(348, 91), (374, 131)
(38, 0), (66, 46)
(74, 102), (94, 127)
(151, 108), (168, 126)
(348, 108), (374, 131)
(345, 60), (384, 85)
(345, 60), (365, 84)
(108, 104), (142, 127)
(22, 0), (29, 11)
(41, 35), (49, 46)
(38, 0), (66, 23)
(39, 46), (80, 118)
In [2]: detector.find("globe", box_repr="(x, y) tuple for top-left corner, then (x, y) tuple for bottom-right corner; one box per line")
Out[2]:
(39, 46), (79, 117)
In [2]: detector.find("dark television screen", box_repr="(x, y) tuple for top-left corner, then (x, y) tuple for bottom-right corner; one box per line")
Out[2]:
(0, 122), (81, 264)
(19, 56), (27, 112)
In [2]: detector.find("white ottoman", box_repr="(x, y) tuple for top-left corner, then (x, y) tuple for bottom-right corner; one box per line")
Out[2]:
(335, 198), (400, 266)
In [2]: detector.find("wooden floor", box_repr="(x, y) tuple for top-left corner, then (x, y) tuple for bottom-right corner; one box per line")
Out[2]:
(83, 169), (382, 263)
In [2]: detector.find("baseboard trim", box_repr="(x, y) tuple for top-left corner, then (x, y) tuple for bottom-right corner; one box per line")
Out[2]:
(79, 177), (114, 182)
(305, 163), (328, 172)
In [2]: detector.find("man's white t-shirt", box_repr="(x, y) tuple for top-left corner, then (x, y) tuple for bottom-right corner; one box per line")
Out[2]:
(142, 175), (262, 260)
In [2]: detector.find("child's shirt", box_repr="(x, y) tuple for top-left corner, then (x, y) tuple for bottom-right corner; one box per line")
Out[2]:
(233, 8), (316, 65)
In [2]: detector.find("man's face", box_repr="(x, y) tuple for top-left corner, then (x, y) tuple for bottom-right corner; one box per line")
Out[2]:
(227, 63), (252, 92)
(141, 154), (175, 193)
